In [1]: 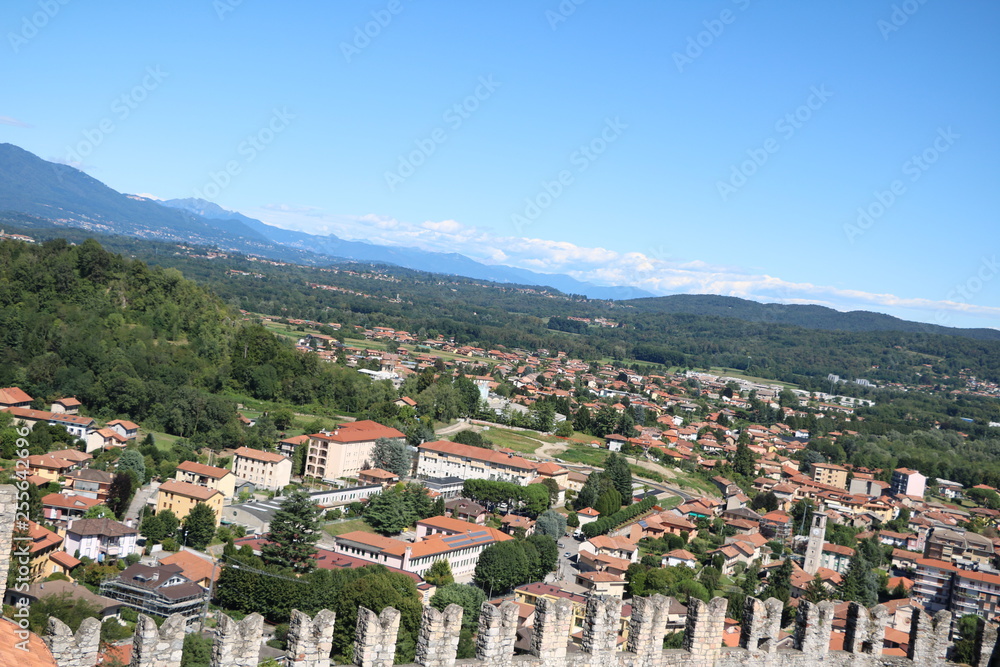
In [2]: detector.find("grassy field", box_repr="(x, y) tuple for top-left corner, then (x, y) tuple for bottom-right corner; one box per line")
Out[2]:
(482, 428), (546, 454)
(324, 518), (375, 537)
(707, 367), (799, 389)
(558, 444), (613, 467)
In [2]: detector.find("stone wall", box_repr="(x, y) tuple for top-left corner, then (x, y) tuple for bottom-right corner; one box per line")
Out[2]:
(37, 594), (996, 667)
(0, 485), (989, 667)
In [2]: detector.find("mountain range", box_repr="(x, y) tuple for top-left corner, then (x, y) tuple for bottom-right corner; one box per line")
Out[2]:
(0, 142), (996, 341)
(0, 143), (650, 300)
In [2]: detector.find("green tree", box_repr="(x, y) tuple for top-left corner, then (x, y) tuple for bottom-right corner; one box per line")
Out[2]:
(429, 583), (486, 629)
(424, 560), (454, 587)
(604, 453), (633, 504)
(116, 449), (147, 484)
(261, 489), (322, 573)
(474, 541), (530, 596)
(364, 486), (417, 535)
(732, 442), (757, 478)
(953, 614), (983, 666)
(27, 592), (101, 635)
(369, 437), (412, 477)
(106, 472), (133, 519)
(761, 558), (793, 604)
(534, 509), (567, 539)
(181, 633), (213, 667)
(82, 505), (117, 520)
(182, 503), (217, 550)
(525, 534), (559, 579)
(595, 488), (622, 516)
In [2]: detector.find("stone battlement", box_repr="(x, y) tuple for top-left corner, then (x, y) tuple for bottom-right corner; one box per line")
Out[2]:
(0, 486), (994, 667)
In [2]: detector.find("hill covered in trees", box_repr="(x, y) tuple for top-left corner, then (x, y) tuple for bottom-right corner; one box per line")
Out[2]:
(625, 294), (1000, 341)
(0, 237), (391, 448)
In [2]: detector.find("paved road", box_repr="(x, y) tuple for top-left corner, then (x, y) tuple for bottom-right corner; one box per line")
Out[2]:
(435, 419), (474, 437)
(126, 481), (159, 522)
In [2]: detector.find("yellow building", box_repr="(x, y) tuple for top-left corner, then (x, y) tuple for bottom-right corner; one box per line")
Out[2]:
(175, 461), (236, 499)
(809, 462), (849, 489)
(156, 480), (223, 526)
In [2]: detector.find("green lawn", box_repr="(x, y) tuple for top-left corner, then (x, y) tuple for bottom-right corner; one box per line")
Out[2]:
(658, 495), (683, 510)
(481, 428), (546, 454)
(559, 444), (611, 467)
(324, 518), (375, 537)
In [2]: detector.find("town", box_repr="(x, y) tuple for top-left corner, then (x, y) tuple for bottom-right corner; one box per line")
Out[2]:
(3, 328), (1000, 666)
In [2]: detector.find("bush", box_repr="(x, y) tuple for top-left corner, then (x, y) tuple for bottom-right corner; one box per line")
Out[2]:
(581, 496), (658, 538)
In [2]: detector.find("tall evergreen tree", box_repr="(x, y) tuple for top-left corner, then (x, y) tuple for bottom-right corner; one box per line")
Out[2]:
(106, 472), (133, 519)
(261, 489), (322, 573)
(604, 453), (633, 504)
(182, 503), (217, 551)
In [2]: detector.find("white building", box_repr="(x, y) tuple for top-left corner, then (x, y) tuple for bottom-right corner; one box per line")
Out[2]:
(232, 447), (293, 492)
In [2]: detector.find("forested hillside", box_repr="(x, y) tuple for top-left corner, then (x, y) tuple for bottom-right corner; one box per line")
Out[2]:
(0, 238), (391, 448)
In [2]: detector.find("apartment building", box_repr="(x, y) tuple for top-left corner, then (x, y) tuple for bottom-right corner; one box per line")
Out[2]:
(891, 468), (927, 498)
(305, 420), (406, 480)
(913, 558), (958, 612)
(64, 518), (139, 563)
(100, 563), (207, 623)
(175, 461), (236, 499)
(924, 527), (995, 566)
(332, 524), (512, 579)
(810, 462), (849, 490)
(156, 480), (224, 525)
(416, 440), (538, 485)
(232, 446), (292, 492)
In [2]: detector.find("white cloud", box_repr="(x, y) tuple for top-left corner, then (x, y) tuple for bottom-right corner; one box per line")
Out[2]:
(240, 202), (1000, 325)
(0, 116), (31, 128)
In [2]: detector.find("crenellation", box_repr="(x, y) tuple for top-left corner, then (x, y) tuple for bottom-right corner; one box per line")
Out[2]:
(354, 606), (401, 667)
(44, 617), (101, 667)
(739, 596), (782, 654)
(211, 612), (264, 667)
(793, 599), (835, 658)
(475, 601), (519, 666)
(415, 604), (463, 667)
(683, 596), (728, 666)
(286, 609), (336, 667)
(579, 595), (622, 665)
(626, 594), (672, 667)
(529, 596), (575, 662)
(130, 613), (186, 667)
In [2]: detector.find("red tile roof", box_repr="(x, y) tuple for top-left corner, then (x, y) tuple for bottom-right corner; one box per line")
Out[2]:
(176, 460), (232, 479)
(158, 480), (223, 501)
(310, 420), (406, 443)
(418, 440), (538, 471)
(0, 386), (33, 405)
(233, 446), (287, 464)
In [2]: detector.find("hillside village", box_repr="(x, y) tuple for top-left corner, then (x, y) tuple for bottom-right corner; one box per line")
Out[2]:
(5, 323), (1000, 665)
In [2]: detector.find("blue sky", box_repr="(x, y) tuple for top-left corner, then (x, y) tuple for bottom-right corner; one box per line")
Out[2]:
(3, 0), (999, 328)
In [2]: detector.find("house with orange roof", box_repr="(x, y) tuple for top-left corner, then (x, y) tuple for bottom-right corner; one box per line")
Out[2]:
(42, 492), (102, 526)
(232, 446), (292, 492)
(50, 397), (82, 414)
(175, 460), (237, 498)
(306, 420), (406, 480)
(416, 440), (538, 486)
(358, 467), (400, 488)
(156, 480), (224, 525)
(0, 386), (33, 408)
(158, 550), (220, 588)
(662, 548), (698, 568)
(19, 520), (67, 582)
(106, 419), (139, 440)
